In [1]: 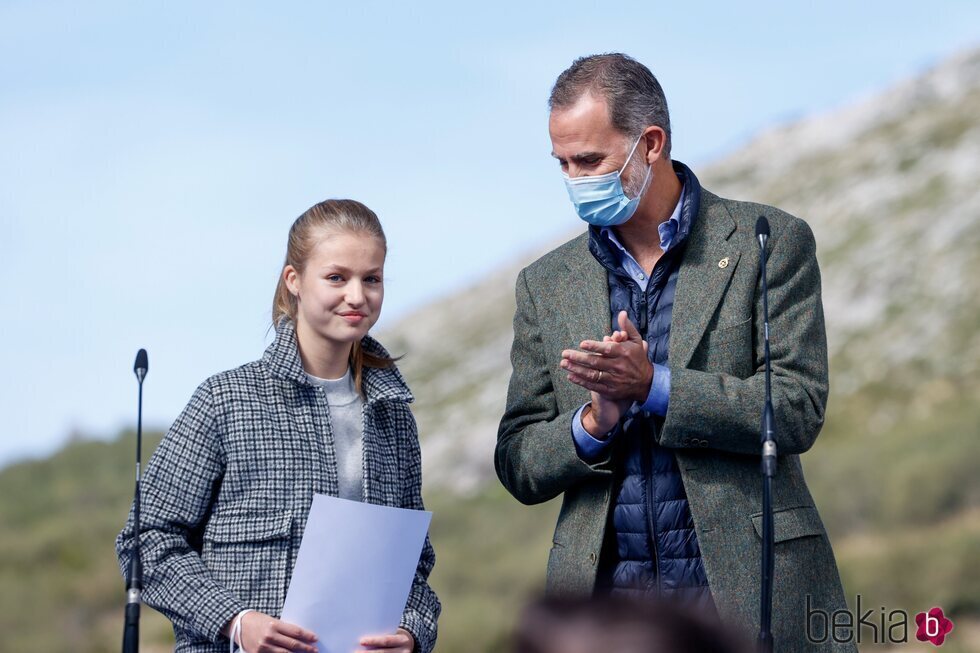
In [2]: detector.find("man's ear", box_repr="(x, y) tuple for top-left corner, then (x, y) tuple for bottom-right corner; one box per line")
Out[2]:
(643, 126), (667, 163)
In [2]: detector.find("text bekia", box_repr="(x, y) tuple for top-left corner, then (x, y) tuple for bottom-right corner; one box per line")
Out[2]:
(805, 595), (955, 646)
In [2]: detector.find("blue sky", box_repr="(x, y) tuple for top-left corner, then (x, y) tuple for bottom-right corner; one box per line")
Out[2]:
(2, 0), (979, 466)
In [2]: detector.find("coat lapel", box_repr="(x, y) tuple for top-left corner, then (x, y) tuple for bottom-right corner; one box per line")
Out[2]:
(557, 193), (741, 376)
(562, 236), (611, 343)
(360, 360), (413, 506)
(547, 237), (610, 410)
(360, 402), (389, 505)
(670, 191), (740, 368)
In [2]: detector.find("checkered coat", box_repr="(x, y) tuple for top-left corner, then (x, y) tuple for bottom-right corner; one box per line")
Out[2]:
(115, 319), (440, 653)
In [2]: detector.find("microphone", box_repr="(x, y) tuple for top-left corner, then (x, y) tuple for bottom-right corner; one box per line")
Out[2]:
(755, 215), (770, 250)
(755, 217), (774, 450)
(123, 349), (148, 653)
(755, 217), (774, 452)
(134, 349), (148, 384)
(755, 216), (776, 653)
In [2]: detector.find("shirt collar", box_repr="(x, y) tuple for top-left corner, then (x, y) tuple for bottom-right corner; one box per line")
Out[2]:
(600, 181), (686, 256)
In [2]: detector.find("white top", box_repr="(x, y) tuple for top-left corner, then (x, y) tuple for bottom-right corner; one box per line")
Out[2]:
(307, 368), (364, 501)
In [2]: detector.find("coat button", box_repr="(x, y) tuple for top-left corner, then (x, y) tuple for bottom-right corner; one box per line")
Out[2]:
(700, 440), (709, 448)
(589, 552), (597, 565)
(681, 437), (691, 446)
(718, 257), (730, 268)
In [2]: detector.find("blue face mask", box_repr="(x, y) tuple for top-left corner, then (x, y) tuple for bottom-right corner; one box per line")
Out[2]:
(562, 135), (652, 227)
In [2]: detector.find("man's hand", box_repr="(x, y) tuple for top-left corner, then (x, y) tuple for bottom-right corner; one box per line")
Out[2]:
(227, 610), (318, 653)
(358, 627), (415, 652)
(561, 310), (652, 404)
(578, 329), (635, 436)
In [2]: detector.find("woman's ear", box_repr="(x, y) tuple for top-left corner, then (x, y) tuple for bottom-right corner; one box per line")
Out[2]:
(283, 265), (300, 297)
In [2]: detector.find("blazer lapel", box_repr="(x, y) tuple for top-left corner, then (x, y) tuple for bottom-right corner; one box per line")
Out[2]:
(558, 202), (741, 376)
(562, 236), (611, 344)
(670, 191), (741, 368)
(549, 237), (610, 410)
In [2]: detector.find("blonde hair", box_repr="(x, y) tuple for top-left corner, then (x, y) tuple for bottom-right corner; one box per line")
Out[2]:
(272, 199), (395, 392)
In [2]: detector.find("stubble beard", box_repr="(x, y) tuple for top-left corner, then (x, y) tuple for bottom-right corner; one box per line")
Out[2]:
(621, 154), (652, 201)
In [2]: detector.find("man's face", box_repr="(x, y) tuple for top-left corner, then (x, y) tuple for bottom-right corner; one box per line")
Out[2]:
(549, 93), (634, 180)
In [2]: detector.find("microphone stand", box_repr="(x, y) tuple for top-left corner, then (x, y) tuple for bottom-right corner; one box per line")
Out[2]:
(123, 349), (148, 653)
(756, 218), (776, 653)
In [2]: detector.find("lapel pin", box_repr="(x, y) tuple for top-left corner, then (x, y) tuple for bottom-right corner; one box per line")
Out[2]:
(718, 257), (730, 269)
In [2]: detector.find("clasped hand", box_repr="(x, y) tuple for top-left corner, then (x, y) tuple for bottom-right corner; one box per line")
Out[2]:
(560, 311), (652, 435)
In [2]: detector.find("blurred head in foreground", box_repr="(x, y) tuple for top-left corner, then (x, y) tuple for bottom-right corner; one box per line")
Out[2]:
(513, 595), (750, 653)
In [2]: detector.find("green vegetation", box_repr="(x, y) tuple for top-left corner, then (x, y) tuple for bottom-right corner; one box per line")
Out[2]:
(4, 48), (979, 653)
(1, 380), (977, 652)
(426, 487), (559, 652)
(0, 431), (559, 652)
(0, 432), (173, 652)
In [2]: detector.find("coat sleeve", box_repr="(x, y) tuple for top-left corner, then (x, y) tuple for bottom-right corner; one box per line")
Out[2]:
(660, 217), (829, 456)
(495, 267), (614, 506)
(398, 411), (441, 653)
(115, 379), (245, 643)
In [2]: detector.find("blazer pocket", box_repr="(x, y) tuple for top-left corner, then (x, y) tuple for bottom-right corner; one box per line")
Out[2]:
(204, 509), (292, 543)
(202, 509), (293, 613)
(704, 316), (753, 348)
(750, 505), (825, 543)
(694, 316), (754, 377)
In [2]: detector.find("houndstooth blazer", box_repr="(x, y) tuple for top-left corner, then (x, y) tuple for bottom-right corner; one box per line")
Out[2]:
(115, 319), (440, 653)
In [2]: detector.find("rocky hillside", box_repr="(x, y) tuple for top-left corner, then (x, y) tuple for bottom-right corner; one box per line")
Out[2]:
(2, 47), (977, 653)
(706, 48), (980, 421)
(385, 49), (980, 650)
(385, 46), (980, 495)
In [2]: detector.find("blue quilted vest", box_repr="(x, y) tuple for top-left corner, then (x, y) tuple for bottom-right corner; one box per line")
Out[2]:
(589, 161), (713, 607)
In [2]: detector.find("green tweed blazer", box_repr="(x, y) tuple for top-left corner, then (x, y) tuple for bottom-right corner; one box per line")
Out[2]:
(496, 188), (854, 652)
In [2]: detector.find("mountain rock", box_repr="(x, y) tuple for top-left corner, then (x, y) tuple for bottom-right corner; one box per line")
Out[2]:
(383, 47), (980, 494)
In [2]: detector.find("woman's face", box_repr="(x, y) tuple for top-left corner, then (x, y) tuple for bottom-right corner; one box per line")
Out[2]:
(286, 228), (385, 348)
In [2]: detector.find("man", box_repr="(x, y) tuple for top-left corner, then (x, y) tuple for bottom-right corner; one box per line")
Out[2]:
(495, 53), (854, 651)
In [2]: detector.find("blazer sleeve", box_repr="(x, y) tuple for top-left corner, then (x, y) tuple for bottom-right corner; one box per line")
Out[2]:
(495, 267), (614, 506)
(398, 412), (441, 653)
(115, 379), (245, 643)
(660, 217), (829, 456)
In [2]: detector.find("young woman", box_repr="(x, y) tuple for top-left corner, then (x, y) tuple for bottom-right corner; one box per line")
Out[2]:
(116, 199), (440, 653)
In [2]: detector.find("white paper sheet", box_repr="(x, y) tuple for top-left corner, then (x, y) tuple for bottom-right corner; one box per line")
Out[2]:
(280, 494), (432, 653)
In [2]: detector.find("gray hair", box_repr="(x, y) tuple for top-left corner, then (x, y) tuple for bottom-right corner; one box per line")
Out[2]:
(549, 53), (672, 158)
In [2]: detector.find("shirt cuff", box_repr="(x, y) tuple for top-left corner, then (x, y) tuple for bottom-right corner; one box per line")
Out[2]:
(571, 403), (618, 461)
(640, 364), (671, 416)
